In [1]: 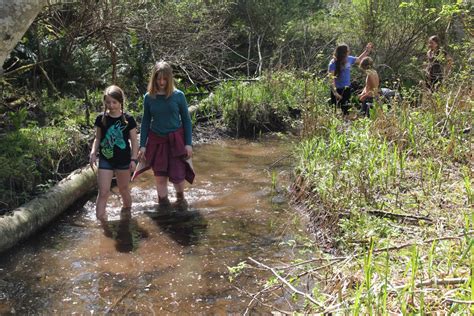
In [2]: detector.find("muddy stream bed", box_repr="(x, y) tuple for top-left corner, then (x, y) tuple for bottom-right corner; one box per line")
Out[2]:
(0, 137), (307, 314)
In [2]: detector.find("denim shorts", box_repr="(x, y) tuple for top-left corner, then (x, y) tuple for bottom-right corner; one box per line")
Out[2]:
(98, 158), (130, 170)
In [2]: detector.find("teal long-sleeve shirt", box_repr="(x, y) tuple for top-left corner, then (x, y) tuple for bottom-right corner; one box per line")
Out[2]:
(139, 90), (193, 147)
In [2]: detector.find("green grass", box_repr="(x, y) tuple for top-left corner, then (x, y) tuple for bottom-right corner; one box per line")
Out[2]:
(225, 70), (472, 314)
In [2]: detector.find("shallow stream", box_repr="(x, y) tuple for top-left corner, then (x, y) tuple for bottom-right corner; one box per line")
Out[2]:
(0, 137), (304, 314)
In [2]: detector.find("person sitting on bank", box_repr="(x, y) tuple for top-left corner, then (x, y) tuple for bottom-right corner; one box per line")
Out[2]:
(358, 57), (379, 117)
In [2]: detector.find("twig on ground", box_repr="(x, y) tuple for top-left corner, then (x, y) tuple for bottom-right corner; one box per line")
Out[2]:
(248, 257), (325, 309)
(282, 230), (473, 268)
(366, 209), (433, 223)
(269, 153), (295, 168)
(392, 277), (469, 291)
(373, 231), (473, 254)
(444, 298), (474, 305)
(105, 286), (134, 314)
(241, 284), (281, 316)
(234, 285), (292, 315)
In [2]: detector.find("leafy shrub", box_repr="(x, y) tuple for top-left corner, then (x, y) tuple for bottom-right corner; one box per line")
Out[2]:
(199, 72), (327, 136)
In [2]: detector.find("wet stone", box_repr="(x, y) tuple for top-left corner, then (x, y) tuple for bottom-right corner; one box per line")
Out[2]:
(271, 194), (287, 204)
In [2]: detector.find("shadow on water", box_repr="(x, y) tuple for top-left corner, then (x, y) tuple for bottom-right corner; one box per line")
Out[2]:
(144, 205), (208, 246)
(101, 207), (149, 253)
(0, 137), (304, 314)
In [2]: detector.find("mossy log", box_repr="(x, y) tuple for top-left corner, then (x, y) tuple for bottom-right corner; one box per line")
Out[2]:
(0, 166), (96, 253)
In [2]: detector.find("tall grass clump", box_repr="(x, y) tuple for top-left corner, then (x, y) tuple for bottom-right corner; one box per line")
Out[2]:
(199, 72), (325, 137)
(233, 73), (471, 313)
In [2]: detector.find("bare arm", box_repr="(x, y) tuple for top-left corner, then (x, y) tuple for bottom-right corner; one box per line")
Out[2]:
(328, 70), (342, 100)
(129, 127), (138, 170)
(129, 128), (138, 159)
(89, 127), (101, 167)
(138, 96), (150, 161)
(355, 42), (374, 64)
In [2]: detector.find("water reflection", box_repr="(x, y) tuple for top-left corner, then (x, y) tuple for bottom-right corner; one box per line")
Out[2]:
(101, 207), (149, 252)
(0, 137), (300, 314)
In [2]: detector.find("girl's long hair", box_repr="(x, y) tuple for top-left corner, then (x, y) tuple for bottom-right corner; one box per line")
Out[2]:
(102, 85), (128, 126)
(334, 44), (349, 78)
(147, 61), (175, 98)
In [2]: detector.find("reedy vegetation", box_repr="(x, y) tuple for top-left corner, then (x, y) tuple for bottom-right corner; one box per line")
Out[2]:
(222, 69), (472, 312)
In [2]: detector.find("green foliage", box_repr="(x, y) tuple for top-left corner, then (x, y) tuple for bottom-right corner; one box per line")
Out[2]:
(0, 126), (88, 211)
(41, 95), (86, 126)
(275, 66), (473, 312)
(200, 72), (326, 136)
(227, 261), (249, 282)
(6, 107), (29, 130)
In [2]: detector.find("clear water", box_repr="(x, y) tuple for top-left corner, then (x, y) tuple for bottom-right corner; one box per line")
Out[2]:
(0, 137), (303, 314)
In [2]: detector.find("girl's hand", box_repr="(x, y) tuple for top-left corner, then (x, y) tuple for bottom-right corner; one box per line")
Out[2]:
(185, 145), (193, 159)
(137, 147), (146, 161)
(89, 152), (97, 168)
(130, 160), (137, 172)
(366, 42), (374, 52)
(335, 92), (342, 101)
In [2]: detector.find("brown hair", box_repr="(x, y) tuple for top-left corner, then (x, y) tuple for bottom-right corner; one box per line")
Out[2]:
(334, 44), (349, 78)
(429, 35), (441, 49)
(360, 57), (374, 70)
(147, 61), (175, 98)
(102, 85), (128, 126)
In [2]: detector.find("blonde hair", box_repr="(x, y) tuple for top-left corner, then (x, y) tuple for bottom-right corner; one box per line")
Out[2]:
(360, 57), (374, 70)
(102, 85), (128, 125)
(147, 61), (175, 98)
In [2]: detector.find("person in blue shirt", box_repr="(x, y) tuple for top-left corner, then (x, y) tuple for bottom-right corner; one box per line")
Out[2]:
(328, 43), (373, 115)
(137, 61), (194, 209)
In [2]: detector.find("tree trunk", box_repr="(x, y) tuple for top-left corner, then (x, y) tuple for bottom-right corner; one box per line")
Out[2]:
(0, 166), (96, 253)
(0, 0), (48, 72)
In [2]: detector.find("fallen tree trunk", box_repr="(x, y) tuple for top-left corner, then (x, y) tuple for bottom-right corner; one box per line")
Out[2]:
(0, 166), (96, 253)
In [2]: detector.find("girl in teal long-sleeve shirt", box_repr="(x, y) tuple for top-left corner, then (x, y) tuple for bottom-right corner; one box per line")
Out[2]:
(138, 61), (193, 209)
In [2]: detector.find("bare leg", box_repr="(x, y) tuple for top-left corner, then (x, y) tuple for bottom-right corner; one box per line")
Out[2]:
(173, 180), (185, 194)
(172, 180), (188, 210)
(115, 169), (132, 208)
(155, 176), (170, 206)
(96, 169), (114, 220)
(155, 176), (169, 198)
